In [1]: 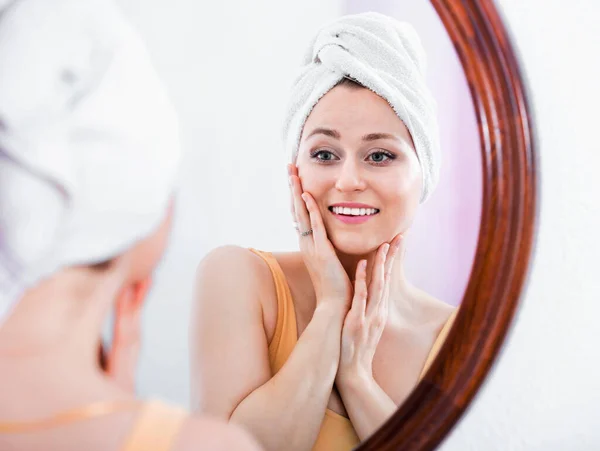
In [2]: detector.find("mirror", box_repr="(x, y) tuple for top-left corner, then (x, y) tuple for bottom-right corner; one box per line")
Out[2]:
(113, 1), (533, 450)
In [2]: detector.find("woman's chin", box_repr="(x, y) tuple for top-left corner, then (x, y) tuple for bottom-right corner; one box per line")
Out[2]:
(329, 236), (380, 257)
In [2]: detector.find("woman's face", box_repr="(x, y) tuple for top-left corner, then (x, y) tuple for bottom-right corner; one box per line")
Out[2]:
(296, 84), (422, 255)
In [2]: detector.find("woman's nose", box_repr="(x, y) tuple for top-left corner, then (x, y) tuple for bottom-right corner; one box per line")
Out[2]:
(335, 161), (366, 192)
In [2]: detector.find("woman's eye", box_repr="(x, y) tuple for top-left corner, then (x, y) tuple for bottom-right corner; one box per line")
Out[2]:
(312, 150), (337, 161)
(368, 151), (393, 163)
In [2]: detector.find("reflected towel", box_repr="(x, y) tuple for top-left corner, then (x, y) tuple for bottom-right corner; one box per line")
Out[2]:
(283, 12), (440, 203)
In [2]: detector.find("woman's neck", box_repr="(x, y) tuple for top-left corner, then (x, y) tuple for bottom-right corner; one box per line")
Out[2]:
(336, 248), (411, 298)
(0, 269), (120, 373)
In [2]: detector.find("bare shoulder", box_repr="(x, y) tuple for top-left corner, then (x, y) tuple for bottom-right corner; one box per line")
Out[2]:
(194, 245), (280, 339)
(173, 416), (261, 451)
(194, 245), (278, 306)
(197, 245), (274, 286)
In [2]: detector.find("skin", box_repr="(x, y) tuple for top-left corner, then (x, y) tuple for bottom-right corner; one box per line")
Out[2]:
(0, 202), (261, 451)
(191, 85), (455, 450)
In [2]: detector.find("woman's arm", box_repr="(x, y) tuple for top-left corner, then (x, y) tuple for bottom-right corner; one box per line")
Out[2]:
(175, 416), (263, 451)
(336, 374), (397, 441)
(190, 245), (345, 451)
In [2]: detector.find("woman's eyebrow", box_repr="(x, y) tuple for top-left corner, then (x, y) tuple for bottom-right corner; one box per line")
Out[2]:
(305, 127), (341, 140)
(361, 132), (401, 142)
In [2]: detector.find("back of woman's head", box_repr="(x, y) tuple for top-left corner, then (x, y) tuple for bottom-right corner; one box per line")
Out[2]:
(0, 0), (182, 326)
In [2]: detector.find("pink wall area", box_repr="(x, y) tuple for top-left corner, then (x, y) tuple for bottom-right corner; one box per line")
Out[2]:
(345, 1), (482, 306)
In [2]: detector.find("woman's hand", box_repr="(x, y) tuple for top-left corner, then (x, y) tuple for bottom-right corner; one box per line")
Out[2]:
(336, 235), (403, 386)
(288, 164), (353, 316)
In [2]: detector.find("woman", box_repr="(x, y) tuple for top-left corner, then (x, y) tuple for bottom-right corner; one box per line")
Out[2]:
(190, 12), (457, 451)
(0, 1), (260, 450)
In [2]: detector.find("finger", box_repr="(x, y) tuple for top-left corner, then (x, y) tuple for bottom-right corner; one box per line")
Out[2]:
(290, 165), (310, 232)
(287, 165), (297, 218)
(290, 174), (310, 233)
(290, 163), (299, 177)
(301, 192), (329, 250)
(288, 165), (296, 220)
(350, 260), (368, 317)
(366, 243), (389, 316)
(384, 234), (404, 280)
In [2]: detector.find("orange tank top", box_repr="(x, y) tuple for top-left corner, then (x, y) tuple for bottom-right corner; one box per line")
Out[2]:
(0, 399), (187, 451)
(249, 249), (457, 451)
(119, 400), (187, 451)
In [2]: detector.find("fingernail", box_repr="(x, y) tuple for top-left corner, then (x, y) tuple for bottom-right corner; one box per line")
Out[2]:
(384, 244), (390, 255)
(301, 193), (307, 202)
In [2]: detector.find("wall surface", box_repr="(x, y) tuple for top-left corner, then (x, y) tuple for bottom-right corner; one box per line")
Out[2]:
(439, 1), (600, 449)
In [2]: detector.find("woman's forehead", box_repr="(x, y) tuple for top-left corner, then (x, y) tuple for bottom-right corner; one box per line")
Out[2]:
(303, 87), (411, 141)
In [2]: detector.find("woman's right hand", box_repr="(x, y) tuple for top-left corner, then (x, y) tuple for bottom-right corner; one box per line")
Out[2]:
(288, 164), (353, 316)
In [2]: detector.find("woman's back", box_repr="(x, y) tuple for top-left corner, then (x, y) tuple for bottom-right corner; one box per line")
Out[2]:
(0, 323), (259, 451)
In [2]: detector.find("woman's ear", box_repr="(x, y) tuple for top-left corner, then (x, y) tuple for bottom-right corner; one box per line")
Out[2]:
(104, 277), (152, 392)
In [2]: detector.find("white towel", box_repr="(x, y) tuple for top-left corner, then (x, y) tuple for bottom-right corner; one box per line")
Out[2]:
(0, 0), (181, 323)
(283, 12), (440, 203)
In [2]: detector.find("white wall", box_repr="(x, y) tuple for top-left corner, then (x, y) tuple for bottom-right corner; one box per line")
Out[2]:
(440, 1), (600, 449)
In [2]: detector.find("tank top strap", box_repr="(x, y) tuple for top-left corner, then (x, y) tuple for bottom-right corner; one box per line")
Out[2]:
(120, 400), (187, 451)
(248, 248), (298, 373)
(418, 308), (458, 380)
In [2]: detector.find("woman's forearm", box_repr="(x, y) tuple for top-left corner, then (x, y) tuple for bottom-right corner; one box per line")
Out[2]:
(230, 304), (344, 451)
(337, 373), (398, 441)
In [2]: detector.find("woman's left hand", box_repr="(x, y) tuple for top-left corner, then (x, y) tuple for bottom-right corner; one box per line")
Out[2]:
(336, 234), (403, 386)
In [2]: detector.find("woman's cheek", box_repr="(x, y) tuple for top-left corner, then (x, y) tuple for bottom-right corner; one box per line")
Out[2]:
(299, 168), (329, 195)
(387, 165), (423, 206)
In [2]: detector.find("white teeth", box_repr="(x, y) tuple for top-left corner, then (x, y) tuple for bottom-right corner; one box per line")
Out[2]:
(332, 206), (378, 216)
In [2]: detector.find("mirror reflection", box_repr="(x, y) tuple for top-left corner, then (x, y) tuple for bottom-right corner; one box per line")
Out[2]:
(0, 0), (481, 450)
(149, 2), (478, 450)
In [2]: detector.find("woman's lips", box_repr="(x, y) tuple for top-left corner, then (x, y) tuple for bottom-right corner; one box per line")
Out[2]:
(328, 206), (380, 225)
(332, 213), (377, 224)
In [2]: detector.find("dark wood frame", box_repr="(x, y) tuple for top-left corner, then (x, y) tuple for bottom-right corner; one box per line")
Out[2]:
(358, 1), (538, 449)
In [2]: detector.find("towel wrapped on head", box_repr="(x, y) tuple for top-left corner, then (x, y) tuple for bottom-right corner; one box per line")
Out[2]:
(0, 0), (181, 323)
(283, 12), (440, 203)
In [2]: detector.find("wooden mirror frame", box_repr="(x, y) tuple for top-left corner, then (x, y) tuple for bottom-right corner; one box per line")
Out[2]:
(358, 1), (537, 449)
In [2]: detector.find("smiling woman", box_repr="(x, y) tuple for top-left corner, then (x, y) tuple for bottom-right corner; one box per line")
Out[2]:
(189, 12), (457, 451)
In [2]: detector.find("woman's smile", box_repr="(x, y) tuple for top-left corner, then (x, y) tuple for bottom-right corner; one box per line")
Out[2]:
(327, 202), (380, 225)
